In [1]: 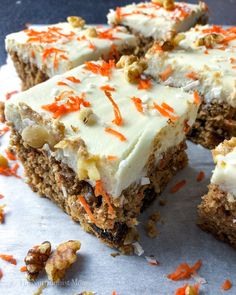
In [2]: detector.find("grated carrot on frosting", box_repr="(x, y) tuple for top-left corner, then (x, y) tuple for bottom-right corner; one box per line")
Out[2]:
(0, 254), (17, 265)
(66, 76), (81, 83)
(153, 102), (178, 121)
(161, 102), (174, 113)
(131, 97), (143, 113)
(85, 60), (115, 79)
(98, 28), (120, 40)
(78, 195), (96, 224)
(42, 91), (90, 118)
(193, 91), (201, 105)
(42, 47), (68, 69)
(186, 71), (199, 80)
(159, 65), (173, 81)
(138, 78), (152, 90)
(167, 259), (202, 281)
(105, 127), (127, 142)
(95, 180), (115, 216)
(0, 126), (10, 136)
(104, 90), (123, 126)
(0, 194), (4, 199)
(107, 155), (118, 161)
(221, 279), (232, 291)
(20, 266), (27, 272)
(5, 150), (16, 161)
(100, 85), (115, 92)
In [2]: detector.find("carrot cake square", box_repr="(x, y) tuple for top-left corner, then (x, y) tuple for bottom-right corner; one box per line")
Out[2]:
(198, 137), (236, 248)
(145, 25), (236, 149)
(107, 0), (208, 51)
(5, 56), (199, 251)
(5, 17), (138, 90)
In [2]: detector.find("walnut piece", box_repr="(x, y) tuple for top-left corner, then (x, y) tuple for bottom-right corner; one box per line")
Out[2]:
(0, 102), (5, 123)
(33, 282), (47, 295)
(116, 55), (139, 68)
(0, 154), (8, 168)
(24, 241), (51, 281)
(22, 125), (49, 149)
(85, 27), (98, 38)
(152, 0), (175, 10)
(185, 285), (198, 295)
(45, 240), (81, 283)
(67, 16), (85, 28)
(195, 33), (224, 48)
(78, 108), (96, 125)
(172, 33), (186, 47)
(77, 292), (95, 295)
(124, 60), (148, 83)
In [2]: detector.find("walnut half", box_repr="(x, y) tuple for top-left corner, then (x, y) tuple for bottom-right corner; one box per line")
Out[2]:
(45, 240), (81, 283)
(67, 16), (85, 28)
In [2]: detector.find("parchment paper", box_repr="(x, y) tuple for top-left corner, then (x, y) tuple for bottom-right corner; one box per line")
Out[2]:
(0, 57), (235, 295)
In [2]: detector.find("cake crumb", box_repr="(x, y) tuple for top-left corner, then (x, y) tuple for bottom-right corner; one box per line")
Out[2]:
(159, 199), (167, 206)
(145, 220), (159, 239)
(110, 252), (120, 258)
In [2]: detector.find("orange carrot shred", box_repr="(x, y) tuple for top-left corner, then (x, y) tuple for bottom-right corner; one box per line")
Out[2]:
(193, 91), (201, 105)
(0, 163), (21, 178)
(104, 90), (123, 126)
(78, 195), (96, 224)
(196, 171), (205, 182)
(0, 254), (17, 265)
(5, 90), (19, 100)
(5, 150), (16, 161)
(105, 127), (127, 142)
(131, 97), (143, 113)
(186, 71), (199, 80)
(0, 126), (10, 136)
(85, 60), (115, 79)
(161, 102), (174, 113)
(160, 65), (173, 81)
(0, 194), (4, 199)
(57, 81), (68, 86)
(42, 47), (68, 69)
(20, 266), (27, 272)
(0, 268), (3, 280)
(98, 28), (120, 41)
(100, 85), (115, 92)
(112, 291), (117, 295)
(167, 259), (202, 281)
(138, 78), (152, 90)
(222, 279), (232, 291)
(66, 76), (81, 83)
(107, 155), (118, 161)
(95, 180), (115, 216)
(153, 102), (178, 121)
(170, 180), (187, 193)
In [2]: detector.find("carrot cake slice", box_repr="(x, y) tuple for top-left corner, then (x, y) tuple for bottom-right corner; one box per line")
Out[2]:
(5, 17), (138, 90)
(145, 25), (236, 149)
(107, 0), (208, 51)
(5, 56), (198, 252)
(198, 137), (236, 248)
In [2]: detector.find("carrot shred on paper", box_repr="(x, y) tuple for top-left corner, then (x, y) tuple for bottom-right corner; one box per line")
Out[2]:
(167, 259), (202, 281)
(196, 171), (205, 182)
(0, 254), (17, 265)
(20, 266), (27, 272)
(221, 279), (232, 291)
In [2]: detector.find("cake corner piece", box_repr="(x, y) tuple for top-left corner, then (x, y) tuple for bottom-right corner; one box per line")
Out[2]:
(198, 137), (236, 248)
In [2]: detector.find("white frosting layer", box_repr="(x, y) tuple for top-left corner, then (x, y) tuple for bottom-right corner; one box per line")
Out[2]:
(211, 139), (236, 196)
(5, 23), (138, 77)
(107, 1), (208, 41)
(146, 25), (236, 107)
(5, 61), (198, 197)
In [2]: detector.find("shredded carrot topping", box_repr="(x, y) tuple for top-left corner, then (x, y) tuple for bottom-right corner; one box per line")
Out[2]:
(138, 78), (152, 90)
(66, 76), (81, 83)
(100, 85), (115, 92)
(85, 60), (115, 79)
(5, 90), (19, 100)
(186, 71), (199, 80)
(0, 126), (10, 136)
(222, 279), (232, 291)
(104, 90), (123, 126)
(0, 194), (4, 199)
(196, 171), (205, 182)
(167, 259), (202, 281)
(57, 81), (68, 86)
(175, 284), (199, 295)
(153, 102), (178, 121)
(107, 155), (118, 161)
(131, 97), (144, 113)
(161, 102), (174, 113)
(98, 28), (120, 40)
(159, 65), (173, 81)
(95, 180), (115, 216)
(170, 180), (187, 193)
(42, 91), (90, 118)
(0, 163), (20, 178)
(193, 91), (201, 105)
(5, 150), (16, 161)
(0, 254), (17, 265)
(105, 127), (127, 142)
(112, 291), (117, 295)
(42, 47), (68, 69)
(78, 195), (96, 224)
(20, 266), (27, 272)
(115, 7), (122, 21)
(108, 44), (120, 60)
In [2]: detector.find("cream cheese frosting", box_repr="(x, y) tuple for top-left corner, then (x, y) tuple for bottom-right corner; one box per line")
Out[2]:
(107, 1), (208, 41)
(211, 138), (236, 197)
(145, 25), (236, 107)
(5, 23), (138, 77)
(5, 60), (198, 197)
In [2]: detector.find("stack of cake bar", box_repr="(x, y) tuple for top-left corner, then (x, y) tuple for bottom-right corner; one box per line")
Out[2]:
(4, 0), (236, 252)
